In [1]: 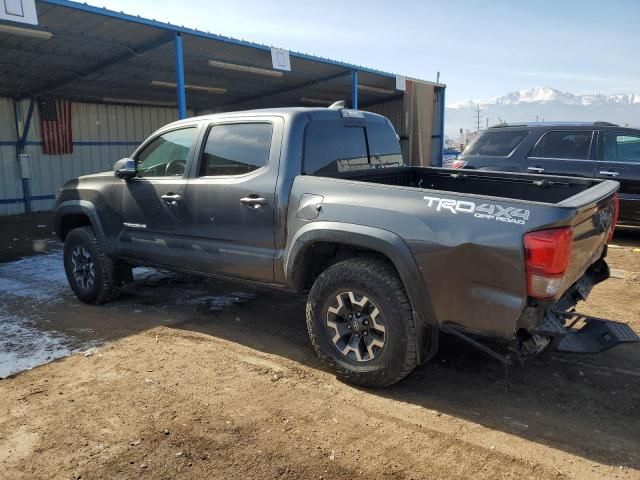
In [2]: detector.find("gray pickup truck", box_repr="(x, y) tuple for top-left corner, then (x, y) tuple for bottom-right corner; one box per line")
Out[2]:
(54, 104), (638, 387)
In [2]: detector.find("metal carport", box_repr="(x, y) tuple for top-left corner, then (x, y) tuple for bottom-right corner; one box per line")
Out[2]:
(0, 0), (445, 214)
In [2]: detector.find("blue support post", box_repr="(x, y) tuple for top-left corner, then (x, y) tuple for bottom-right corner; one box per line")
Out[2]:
(12, 97), (36, 213)
(174, 32), (187, 119)
(351, 69), (358, 110)
(21, 97), (36, 146)
(439, 86), (446, 166)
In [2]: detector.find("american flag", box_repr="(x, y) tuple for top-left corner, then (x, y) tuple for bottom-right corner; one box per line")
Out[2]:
(38, 97), (73, 155)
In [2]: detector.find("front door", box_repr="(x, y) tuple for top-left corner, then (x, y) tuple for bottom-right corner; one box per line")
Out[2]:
(116, 126), (200, 265)
(596, 131), (640, 226)
(180, 119), (282, 282)
(525, 130), (596, 178)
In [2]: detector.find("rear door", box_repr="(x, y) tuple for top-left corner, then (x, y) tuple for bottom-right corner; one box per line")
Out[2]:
(180, 118), (283, 282)
(596, 131), (640, 225)
(525, 130), (596, 178)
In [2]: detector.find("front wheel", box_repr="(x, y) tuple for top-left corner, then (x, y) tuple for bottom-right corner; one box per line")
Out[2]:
(306, 257), (418, 388)
(63, 226), (122, 304)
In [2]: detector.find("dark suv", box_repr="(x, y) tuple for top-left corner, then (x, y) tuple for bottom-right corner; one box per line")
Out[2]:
(456, 122), (640, 226)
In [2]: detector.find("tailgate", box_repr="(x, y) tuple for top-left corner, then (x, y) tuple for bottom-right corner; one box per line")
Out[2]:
(559, 180), (619, 289)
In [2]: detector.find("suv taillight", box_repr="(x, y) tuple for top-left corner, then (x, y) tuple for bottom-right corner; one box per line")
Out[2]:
(451, 159), (467, 169)
(608, 193), (619, 242)
(523, 227), (573, 299)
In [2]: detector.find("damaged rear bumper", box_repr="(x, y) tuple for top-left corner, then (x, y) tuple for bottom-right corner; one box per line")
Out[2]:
(539, 310), (639, 354)
(537, 259), (639, 354)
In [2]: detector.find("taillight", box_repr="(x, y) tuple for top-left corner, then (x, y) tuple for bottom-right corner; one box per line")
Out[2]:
(523, 227), (573, 299)
(608, 193), (619, 242)
(451, 159), (467, 169)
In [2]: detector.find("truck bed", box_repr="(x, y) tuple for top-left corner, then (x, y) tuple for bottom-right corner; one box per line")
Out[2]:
(335, 166), (602, 204)
(292, 166), (619, 338)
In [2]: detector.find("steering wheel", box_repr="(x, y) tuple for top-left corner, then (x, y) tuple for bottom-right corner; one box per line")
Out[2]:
(165, 159), (186, 176)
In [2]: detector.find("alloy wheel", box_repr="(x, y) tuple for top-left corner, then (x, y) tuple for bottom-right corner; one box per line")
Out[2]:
(325, 291), (386, 362)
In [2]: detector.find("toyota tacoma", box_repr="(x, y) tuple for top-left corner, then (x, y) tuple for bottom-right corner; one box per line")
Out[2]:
(54, 104), (639, 387)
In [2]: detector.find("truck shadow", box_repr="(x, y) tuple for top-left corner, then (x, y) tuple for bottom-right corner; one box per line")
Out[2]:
(169, 282), (640, 470)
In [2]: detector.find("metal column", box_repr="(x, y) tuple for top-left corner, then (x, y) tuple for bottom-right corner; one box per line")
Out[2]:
(439, 86), (446, 165)
(351, 69), (358, 110)
(13, 97), (36, 213)
(174, 32), (187, 119)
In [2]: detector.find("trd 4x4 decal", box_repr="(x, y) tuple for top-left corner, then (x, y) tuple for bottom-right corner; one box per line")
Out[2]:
(423, 196), (530, 225)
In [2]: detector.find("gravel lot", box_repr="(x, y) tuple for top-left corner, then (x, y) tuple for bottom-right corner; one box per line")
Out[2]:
(0, 216), (639, 479)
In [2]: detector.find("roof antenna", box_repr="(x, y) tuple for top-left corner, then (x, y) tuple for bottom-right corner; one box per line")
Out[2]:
(329, 100), (345, 110)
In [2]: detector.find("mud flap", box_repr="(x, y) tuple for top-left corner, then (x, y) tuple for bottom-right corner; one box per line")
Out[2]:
(539, 311), (639, 354)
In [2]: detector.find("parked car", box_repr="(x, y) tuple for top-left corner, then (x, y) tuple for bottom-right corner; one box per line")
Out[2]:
(455, 122), (640, 226)
(54, 107), (638, 387)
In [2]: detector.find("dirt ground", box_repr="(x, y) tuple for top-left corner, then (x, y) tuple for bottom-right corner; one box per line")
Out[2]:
(0, 218), (639, 479)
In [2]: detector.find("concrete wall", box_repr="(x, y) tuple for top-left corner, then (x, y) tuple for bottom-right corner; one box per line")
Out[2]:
(0, 98), (184, 216)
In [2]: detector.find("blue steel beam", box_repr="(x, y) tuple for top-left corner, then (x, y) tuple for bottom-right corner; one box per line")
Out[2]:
(351, 70), (358, 110)
(174, 32), (187, 119)
(19, 97), (36, 147)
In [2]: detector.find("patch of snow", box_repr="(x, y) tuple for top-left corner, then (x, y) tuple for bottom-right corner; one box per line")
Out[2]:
(0, 313), (95, 379)
(0, 252), (68, 302)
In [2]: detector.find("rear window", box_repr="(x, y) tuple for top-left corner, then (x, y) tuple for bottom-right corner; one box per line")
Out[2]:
(199, 123), (272, 177)
(303, 120), (402, 175)
(463, 130), (527, 157)
(367, 122), (403, 167)
(600, 132), (640, 163)
(529, 130), (593, 160)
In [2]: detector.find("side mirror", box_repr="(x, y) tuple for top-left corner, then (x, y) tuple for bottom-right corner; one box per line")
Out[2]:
(114, 158), (136, 180)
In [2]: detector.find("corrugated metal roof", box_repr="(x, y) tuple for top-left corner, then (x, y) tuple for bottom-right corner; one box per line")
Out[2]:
(0, 0), (443, 111)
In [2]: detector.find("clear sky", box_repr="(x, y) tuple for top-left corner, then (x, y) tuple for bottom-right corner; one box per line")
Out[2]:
(91, 0), (640, 103)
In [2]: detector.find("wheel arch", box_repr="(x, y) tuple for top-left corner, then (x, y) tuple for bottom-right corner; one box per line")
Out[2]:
(55, 200), (109, 252)
(285, 222), (439, 363)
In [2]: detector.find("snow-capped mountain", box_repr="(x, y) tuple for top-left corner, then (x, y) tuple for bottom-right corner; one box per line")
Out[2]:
(446, 87), (640, 138)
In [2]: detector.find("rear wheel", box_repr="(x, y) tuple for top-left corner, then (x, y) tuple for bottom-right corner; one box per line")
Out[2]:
(63, 226), (122, 304)
(306, 257), (417, 388)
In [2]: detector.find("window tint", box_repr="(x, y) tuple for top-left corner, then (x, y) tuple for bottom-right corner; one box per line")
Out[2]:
(529, 130), (593, 160)
(304, 121), (368, 175)
(600, 132), (640, 163)
(200, 123), (272, 177)
(463, 130), (527, 157)
(136, 127), (197, 177)
(367, 121), (404, 167)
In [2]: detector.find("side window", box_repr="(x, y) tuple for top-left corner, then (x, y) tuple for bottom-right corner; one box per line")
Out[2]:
(600, 132), (640, 163)
(463, 130), (528, 157)
(136, 127), (197, 178)
(303, 121), (368, 175)
(200, 123), (272, 177)
(529, 130), (593, 160)
(367, 121), (404, 167)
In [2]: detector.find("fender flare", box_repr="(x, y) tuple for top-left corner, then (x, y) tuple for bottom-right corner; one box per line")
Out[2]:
(285, 221), (439, 363)
(54, 200), (110, 253)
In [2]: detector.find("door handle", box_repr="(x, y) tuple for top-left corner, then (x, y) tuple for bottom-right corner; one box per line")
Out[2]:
(599, 170), (619, 177)
(240, 196), (267, 209)
(527, 166), (545, 173)
(161, 193), (183, 204)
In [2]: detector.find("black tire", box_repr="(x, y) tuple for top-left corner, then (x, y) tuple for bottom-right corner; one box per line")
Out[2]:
(63, 226), (122, 304)
(306, 257), (417, 388)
